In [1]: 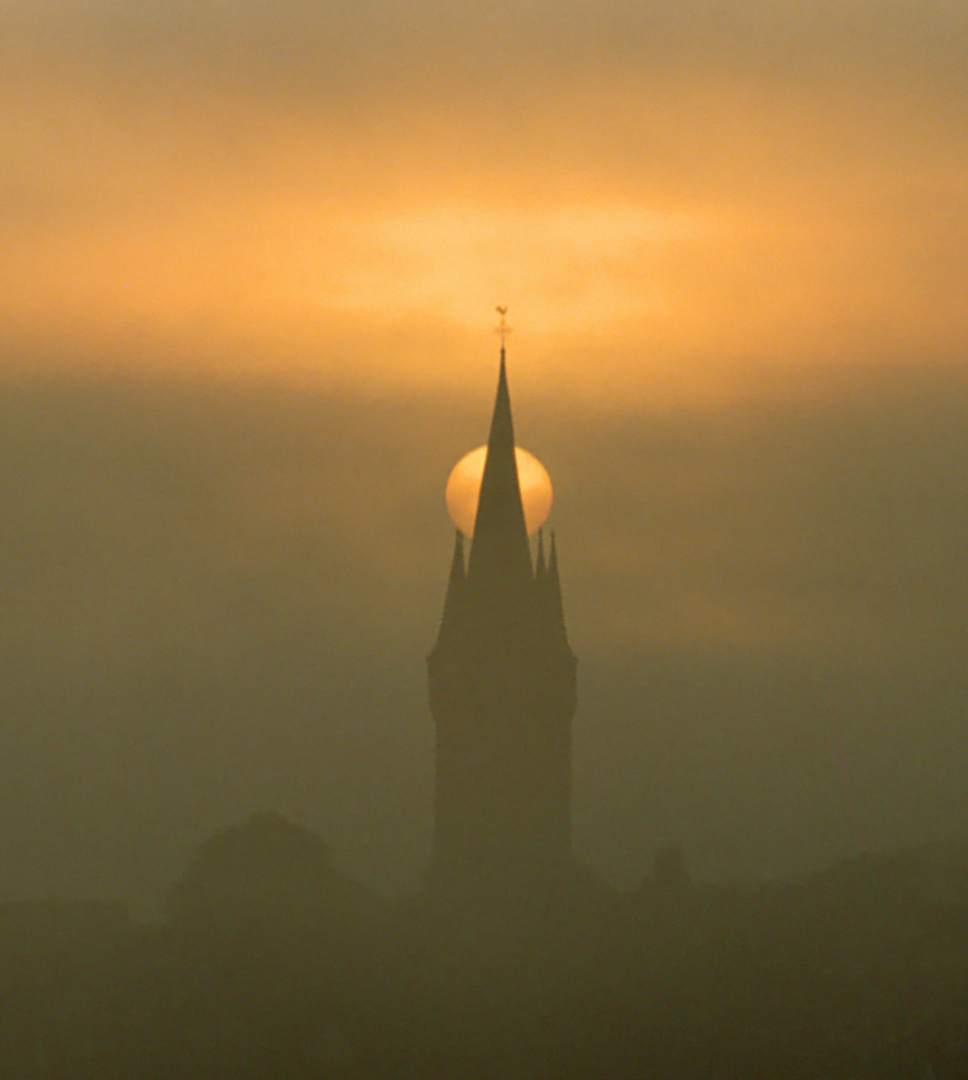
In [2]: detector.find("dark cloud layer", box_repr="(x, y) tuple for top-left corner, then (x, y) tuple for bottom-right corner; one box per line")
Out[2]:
(1, 363), (964, 911)
(13, 1), (967, 91)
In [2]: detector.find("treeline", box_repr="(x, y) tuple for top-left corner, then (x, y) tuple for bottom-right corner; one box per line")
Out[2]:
(3, 814), (968, 1078)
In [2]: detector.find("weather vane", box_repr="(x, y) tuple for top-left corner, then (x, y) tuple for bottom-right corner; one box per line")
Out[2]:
(495, 306), (511, 350)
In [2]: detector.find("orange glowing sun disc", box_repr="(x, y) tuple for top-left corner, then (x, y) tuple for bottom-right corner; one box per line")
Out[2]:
(445, 445), (553, 537)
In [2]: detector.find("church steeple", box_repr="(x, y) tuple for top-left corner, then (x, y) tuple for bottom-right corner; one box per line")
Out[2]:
(465, 348), (532, 586)
(427, 327), (577, 890)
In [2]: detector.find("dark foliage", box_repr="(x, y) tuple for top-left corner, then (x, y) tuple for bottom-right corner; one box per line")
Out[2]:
(3, 822), (968, 1078)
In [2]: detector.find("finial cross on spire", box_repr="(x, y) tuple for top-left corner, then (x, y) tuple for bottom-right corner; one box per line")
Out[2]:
(495, 306), (512, 350)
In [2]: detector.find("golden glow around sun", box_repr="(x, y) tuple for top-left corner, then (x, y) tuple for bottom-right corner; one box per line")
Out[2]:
(445, 446), (553, 538)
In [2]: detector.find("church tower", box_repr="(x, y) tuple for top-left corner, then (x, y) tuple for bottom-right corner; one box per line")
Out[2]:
(428, 343), (577, 888)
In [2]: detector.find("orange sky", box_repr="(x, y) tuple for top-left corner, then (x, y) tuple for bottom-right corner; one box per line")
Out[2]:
(2, 1), (966, 405)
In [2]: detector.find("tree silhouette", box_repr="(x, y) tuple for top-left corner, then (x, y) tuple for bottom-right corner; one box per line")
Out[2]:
(162, 812), (382, 1077)
(167, 811), (345, 936)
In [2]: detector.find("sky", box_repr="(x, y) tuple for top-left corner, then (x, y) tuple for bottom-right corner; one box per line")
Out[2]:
(1, 1), (966, 911)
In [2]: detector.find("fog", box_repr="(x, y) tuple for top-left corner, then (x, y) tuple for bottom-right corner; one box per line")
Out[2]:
(0, 361), (964, 912)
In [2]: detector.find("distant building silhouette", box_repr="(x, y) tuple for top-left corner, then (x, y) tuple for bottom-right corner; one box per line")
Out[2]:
(428, 346), (577, 889)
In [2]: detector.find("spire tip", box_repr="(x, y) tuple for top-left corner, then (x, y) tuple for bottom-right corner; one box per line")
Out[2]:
(495, 306), (511, 352)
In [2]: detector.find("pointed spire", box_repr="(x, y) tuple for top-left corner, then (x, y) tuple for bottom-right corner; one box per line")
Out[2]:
(433, 530), (466, 649)
(466, 348), (532, 584)
(448, 528), (466, 587)
(535, 528), (547, 579)
(546, 531), (569, 643)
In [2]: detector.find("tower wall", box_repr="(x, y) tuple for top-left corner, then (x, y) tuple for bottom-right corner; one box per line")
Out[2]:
(428, 350), (577, 888)
(429, 611), (576, 881)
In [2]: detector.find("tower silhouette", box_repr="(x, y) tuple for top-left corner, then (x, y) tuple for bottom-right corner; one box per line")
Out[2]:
(428, 346), (577, 889)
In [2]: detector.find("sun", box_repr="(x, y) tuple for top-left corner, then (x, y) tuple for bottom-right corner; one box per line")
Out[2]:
(445, 445), (553, 537)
